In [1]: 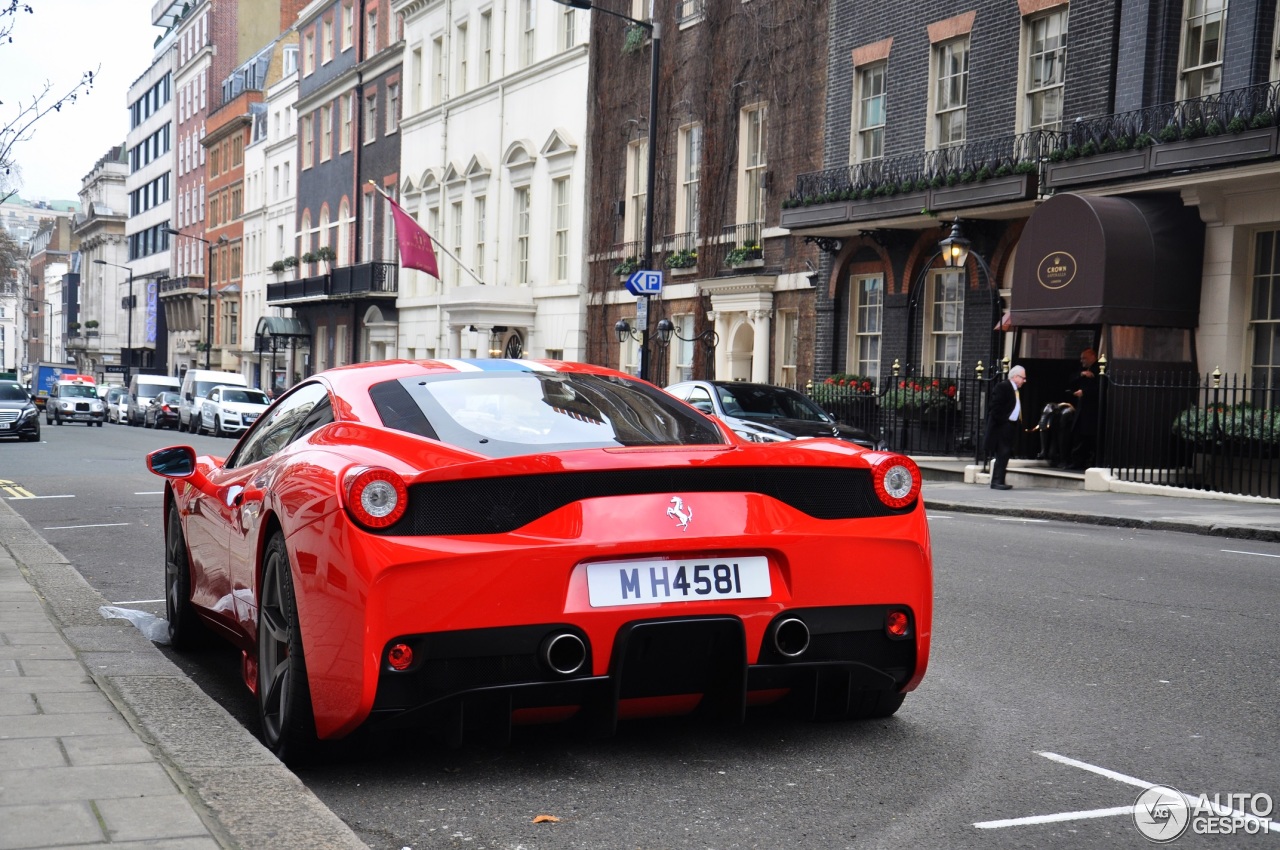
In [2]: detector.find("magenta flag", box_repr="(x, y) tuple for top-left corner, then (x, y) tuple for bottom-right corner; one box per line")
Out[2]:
(386, 195), (439, 278)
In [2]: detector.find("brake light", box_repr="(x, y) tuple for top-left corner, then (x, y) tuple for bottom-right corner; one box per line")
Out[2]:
(344, 467), (408, 529)
(869, 454), (921, 509)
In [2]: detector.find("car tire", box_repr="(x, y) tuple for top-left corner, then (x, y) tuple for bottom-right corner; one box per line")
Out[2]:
(44, 409), (51, 425)
(164, 502), (206, 650)
(214, 417), (224, 438)
(55, 412), (62, 426)
(21, 427), (39, 442)
(257, 532), (319, 765)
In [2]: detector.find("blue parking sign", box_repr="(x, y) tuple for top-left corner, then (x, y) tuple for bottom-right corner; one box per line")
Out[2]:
(625, 270), (663, 296)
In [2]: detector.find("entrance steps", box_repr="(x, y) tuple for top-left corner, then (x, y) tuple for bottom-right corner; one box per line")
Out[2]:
(912, 456), (1087, 490)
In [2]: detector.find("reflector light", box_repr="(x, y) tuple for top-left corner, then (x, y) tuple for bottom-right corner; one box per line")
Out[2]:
(388, 643), (414, 671)
(870, 454), (920, 509)
(886, 610), (910, 637)
(345, 467), (408, 528)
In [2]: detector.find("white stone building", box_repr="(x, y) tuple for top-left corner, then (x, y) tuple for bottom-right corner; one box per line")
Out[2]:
(391, 0), (590, 362)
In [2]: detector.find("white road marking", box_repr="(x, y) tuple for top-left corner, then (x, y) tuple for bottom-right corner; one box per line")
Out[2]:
(975, 752), (1279, 834)
(1221, 549), (1280, 559)
(975, 806), (1133, 829)
(134, 491), (165, 496)
(114, 599), (164, 605)
(8, 494), (74, 500)
(42, 522), (132, 530)
(989, 516), (1049, 522)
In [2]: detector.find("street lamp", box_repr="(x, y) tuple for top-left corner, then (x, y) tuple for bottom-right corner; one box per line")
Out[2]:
(906, 218), (1001, 375)
(164, 228), (227, 369)
(93, 260), (134, 385)
(552, 0), (660, 380)
(656, 317), (717, 377)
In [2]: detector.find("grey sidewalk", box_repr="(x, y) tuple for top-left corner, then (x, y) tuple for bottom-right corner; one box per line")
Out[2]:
(0, 500), (367, 850)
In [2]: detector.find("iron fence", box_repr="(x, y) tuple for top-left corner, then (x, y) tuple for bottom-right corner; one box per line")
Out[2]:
(1100, 370), (1279, 499)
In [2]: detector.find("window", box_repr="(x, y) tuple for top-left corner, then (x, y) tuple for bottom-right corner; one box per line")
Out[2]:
(385, 82), (399, 134)
(474, 196), (487, 282)
(1022, 8), (1068, 132)
(927, 269), (964, 376)
(363, 91), (378, 143)
(366, 9), (379, 56)
(362, 193), (375, 262)
(848, 274), (883, 380)
(521, 0), (536, 67)
(341, 92), (354, 152)
(480, 12), (493, 85)
(677, 0), (705, 25)
(320, 104), (332, 160)
(322, 16), (333, 63)
(620, 317), (640, 376)
(1273, 4), (1280, 81)
(432, 36), (445, 104)
(341, 2), (354, 51)
(382, 186), (396, 261)
(854, 62), (886, 162)
(232, 135), (243, 167)
(209, 144), (221, 177)
(932, 37), (969, 148)
(456, 24), (468, 94)
(303, 31), (315, 75)
(560, 8), (575, 50)
(626, 140), (647, 244)
(338, 199), (350, 264)
(1180, 0), (1225, 98)
(222, 299), (238, 345)
(302, 113), (314, 168)
(1251, 230), (1280, 398)
(553, 177), (570, 282)
(740, 105), (767, 226)
(411, 46), (424, 111)
(451, 200), (463, 287)
(777, 311), (799, 386)
(677, 124), (701, 241)
(671, 314), (695, 384)
(514, 186), (530, 285)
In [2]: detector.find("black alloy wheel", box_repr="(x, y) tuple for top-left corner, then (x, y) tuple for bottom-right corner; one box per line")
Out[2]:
(257, 533), (318, 764)
(164, 502), (205, 649)
(214, 415), (224, 438)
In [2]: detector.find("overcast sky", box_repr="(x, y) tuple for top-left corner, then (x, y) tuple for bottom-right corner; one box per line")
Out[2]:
(5, 0), (161, 202)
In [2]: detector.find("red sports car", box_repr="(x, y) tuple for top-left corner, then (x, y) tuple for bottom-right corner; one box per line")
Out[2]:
(148, 359), (932, 763)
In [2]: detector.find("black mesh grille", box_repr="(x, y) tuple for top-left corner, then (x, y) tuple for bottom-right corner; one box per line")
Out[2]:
(381, 466), (908, 536)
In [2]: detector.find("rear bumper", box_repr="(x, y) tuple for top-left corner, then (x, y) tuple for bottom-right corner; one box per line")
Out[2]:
(367, 607), (917, 741)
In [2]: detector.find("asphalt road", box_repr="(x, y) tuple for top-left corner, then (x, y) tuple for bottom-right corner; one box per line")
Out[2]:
(3, 422), (1277, 849)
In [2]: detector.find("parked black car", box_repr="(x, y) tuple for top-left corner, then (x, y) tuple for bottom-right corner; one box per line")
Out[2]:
(665, 380), (883, 448)
(144, 391), (182, 430)
(0, 381), (41, 442)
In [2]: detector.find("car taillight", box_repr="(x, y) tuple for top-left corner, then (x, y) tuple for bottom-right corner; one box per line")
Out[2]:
(886, 610), (911, 638)
(344, 467), (408, 529)
(869, 454), (921, 509)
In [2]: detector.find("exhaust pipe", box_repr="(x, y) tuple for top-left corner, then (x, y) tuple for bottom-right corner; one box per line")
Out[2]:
(773, 618), (810, 659)
(540, 632), (588, 676)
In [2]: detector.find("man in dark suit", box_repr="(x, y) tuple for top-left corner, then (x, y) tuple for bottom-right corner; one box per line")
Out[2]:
(984, 365), (1027, 490)
(1066, 348), (1099, 470)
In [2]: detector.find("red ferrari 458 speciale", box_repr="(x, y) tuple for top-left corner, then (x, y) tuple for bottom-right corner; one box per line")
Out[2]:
(148, 359), (932, 763)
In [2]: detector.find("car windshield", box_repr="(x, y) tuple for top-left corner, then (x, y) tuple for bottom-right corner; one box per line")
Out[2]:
(0, 383), (28, 401)
(716, 385), (828, 423)
(222, 389), (270, 405)
(108, 388), (125, 401)
(61, 385), (98, 399)
(371, 371), (726, 458)
(137, 382), (174, 397)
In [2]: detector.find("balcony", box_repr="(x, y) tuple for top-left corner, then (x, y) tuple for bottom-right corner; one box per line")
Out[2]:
(266, 262), (398, 304)
(159, 276), (207, 298)
(783, 80), (1280, 232)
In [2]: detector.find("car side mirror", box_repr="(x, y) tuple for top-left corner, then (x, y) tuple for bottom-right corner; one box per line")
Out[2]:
(147, 446), (197, 478)
(185, 392), (193, 401)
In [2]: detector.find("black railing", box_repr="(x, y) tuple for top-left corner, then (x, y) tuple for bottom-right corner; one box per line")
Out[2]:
(786, 130), (1050, 207)
(266, 262), (398, 303)
(1100, 370), (1279, 499)
(803, 370), (995, 458)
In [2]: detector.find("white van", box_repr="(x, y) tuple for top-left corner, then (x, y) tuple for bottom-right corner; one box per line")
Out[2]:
(178, 369), (248, 433)
(126, 374), (181, 426)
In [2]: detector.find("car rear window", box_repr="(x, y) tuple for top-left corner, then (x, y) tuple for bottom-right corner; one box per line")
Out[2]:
(371, 371), (726, 458)
(137, 382), (174, 397)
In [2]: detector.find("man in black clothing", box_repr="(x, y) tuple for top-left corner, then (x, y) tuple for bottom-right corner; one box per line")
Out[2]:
(1066, 348), (1099, 469)
(984, 365), (1027, 490)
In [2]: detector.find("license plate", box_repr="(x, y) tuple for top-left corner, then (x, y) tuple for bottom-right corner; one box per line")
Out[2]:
(586, 556), (770, 608)
(0, 422), (9, 430)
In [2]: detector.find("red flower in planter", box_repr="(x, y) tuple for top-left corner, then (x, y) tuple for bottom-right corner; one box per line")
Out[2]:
(945, 385), (957, 398)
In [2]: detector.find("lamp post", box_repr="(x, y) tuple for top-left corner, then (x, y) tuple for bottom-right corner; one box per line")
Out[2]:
(906, 218), (1001, 375)
(92, 260), (134, 385)
(656, 317), (717, 378)
(164, 228), (227, 369)
(551, 0), (660, 380)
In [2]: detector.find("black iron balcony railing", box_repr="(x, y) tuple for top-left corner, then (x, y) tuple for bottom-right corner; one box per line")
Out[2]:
(159, 276), (207, 297)
(266, 262), (398, 303)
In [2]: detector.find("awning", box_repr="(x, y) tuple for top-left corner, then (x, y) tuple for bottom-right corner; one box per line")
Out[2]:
(1010, 193), (1204, 328)
(254, 316), (310, 338)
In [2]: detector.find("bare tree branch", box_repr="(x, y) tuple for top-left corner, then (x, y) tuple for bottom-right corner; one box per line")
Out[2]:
(1, 2), (98, 204)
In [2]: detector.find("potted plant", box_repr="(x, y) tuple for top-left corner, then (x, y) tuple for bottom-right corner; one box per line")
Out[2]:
(315, 246), (337, 264)
(301, 251), (318, 264)
(84, 319), (99, 337)
(270, 260), (287, 273)
(665, 249), (697, 270)
(725, 242), (763, 267)
(282, 256), (299, 269)
(613, 256), (640, 276)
